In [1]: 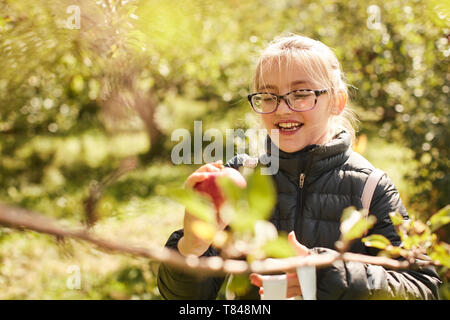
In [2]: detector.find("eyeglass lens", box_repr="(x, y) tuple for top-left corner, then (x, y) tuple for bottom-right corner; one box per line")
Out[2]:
(251, 91), (316, 113)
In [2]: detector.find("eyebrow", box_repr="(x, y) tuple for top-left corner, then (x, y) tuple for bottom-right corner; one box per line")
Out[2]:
(258, 80), (309, 91)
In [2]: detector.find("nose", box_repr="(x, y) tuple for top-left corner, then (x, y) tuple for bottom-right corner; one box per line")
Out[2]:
(275, 97), (292, 115)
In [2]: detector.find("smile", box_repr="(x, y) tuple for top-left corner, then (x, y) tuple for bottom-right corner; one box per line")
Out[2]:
(275, 121), (304, 134)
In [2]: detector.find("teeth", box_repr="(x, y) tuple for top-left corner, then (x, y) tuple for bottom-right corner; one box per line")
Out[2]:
(278, 122), (300, 128)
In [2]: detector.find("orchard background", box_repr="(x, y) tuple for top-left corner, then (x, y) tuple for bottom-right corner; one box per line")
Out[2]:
(0, 0), (448, 299)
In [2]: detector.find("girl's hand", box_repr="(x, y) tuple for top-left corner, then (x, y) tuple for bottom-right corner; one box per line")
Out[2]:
(250, 231), (310, 298)
(178, 160), (227, 257)
(184, 160), (224, 189)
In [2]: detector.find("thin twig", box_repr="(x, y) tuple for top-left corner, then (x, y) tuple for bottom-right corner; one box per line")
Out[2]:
(84, 156), (138, 227)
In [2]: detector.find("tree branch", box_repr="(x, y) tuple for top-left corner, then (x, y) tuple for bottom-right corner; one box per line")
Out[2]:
(0, 204), (433, 277)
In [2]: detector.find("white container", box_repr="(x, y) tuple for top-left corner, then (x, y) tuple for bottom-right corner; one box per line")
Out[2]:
(260, 274), (287, 300)
(296, 266), (317, 300)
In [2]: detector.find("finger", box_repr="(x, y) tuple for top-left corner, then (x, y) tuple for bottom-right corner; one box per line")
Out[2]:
(286, 272), (301, 297)
(197, 163), (223, 173)
(211, 160), (224, 169)
(286, 272), (299, 285)
(185, 160), (226, 188)
(286, 286), (302, 298)
(286, 272), (298, 282)
(288, 231), (309, 256)
(249, 273), (263, 287)
(184, 172), (213, 188)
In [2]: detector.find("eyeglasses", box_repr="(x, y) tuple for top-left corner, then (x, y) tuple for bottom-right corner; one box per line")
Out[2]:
(247, 89), (328, 114)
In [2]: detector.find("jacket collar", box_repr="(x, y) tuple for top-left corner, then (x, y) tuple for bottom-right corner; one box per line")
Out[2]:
(263, 131), (352, 178)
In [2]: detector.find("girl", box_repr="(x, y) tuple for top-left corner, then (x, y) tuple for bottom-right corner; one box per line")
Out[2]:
(157, 34), (441, 299)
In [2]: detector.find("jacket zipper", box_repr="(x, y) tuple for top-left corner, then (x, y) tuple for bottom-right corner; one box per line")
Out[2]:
(296, 172), (306, 242)
(299, 173), (305, 189)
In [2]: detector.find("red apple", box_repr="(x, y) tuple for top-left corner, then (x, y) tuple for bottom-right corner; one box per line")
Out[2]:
(193, 167), (246, 211)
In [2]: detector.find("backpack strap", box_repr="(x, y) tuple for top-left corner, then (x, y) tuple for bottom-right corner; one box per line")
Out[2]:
(361, 169), (386, 235)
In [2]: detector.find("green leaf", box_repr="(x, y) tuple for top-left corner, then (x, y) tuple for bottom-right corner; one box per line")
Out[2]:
(428, 205), (450, 232)
(340, 207), (377, 242)
(402, 234), (422, 250)
(429, 242), (450, 268)
(216, 175), (251, 233)
(362, 234), (392, 249)
(157, 187), (215, 224)
(246, 169), (276, 221)
(216, 175), (242, 205)
(70, 75), (84, 93)
(380, 245), (407, 258)
(227, 274), (251, 296)
(219, 169), (276, 234)
(230, 212), (258, 233)
(263, 234), (296, 258)
(389, 211), (404, 226)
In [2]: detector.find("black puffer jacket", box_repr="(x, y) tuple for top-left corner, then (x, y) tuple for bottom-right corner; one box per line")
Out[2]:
(157, 131), (441, 299)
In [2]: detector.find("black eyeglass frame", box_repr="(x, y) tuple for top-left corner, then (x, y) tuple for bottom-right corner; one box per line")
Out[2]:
(247, 89), (329, 114)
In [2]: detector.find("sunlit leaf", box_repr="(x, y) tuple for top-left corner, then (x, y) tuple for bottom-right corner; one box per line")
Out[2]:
(246, 168), (276, 221)
(389, 211), (404, 226)
(429, 242), (450, 268)
(70, 75), (84, 93)
(219, 169), (276, 234)
(263, 234), (296, 258)
(402, 234), (419, 250)
(216, 175), (242, 205)
(254, 220), (278, 245)
(428, 205), (450, 232)
(157, 187), (215, 223)
(340, 207), (377, 242)
(227, 274), (251, 296)
(362, 234), (392, 250)
(380, 245), (407, 258)
(230, 212), (258, 233)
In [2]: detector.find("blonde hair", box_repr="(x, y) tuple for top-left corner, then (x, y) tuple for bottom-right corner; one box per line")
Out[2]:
(251, 33), (358, 142)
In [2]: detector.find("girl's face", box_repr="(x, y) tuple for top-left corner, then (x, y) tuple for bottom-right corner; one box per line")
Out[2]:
(258, 60), (334, 153)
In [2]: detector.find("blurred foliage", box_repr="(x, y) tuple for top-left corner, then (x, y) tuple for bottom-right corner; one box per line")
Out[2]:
(336, 205), (450, 269)
(0, 0), (448, 299)
(0, 0), (448, 214)
(344, 204), (450, 299)
(363, 206), (450, 268)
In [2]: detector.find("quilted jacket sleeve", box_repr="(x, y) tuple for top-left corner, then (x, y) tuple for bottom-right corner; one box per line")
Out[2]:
(313, 246), (441, 299)
(157, 229), (226, 300)
(313, 174), (442, 300)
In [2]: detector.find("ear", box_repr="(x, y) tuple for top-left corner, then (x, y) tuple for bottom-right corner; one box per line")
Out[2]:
(332, 90), (347, 115)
